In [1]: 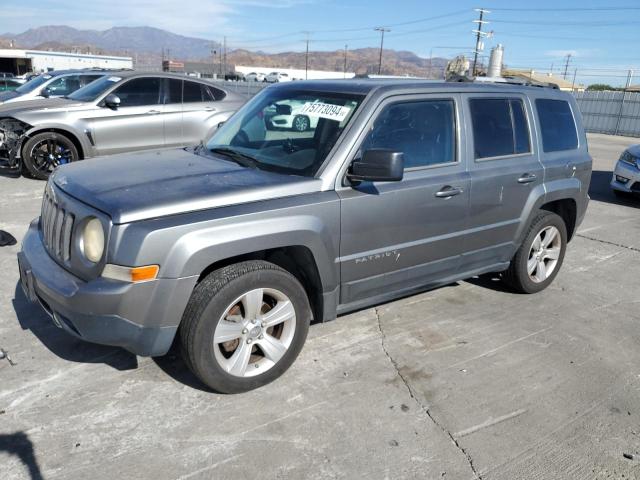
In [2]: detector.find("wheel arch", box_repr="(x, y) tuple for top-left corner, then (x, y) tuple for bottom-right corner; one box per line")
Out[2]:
(23, 127), (86, 160)
(540, 198), (577, 241)
(196, 245), (325, 324)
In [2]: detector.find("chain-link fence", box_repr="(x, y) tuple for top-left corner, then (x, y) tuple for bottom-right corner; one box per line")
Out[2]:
(211, 80), (268, 98)
(574, 90), (640, 138)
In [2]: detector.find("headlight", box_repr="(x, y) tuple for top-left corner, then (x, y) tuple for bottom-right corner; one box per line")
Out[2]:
(620, 151), (637, 167)
(80, 217), (104, 263)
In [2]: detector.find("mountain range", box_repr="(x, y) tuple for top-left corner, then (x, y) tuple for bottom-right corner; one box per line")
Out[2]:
(1, 25), (447, 77)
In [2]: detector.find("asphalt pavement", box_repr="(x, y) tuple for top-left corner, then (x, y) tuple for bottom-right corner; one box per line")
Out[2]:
(1, 133), (639, 480)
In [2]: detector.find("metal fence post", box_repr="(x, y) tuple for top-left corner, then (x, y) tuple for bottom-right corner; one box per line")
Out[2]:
(614, 69), (634, 136)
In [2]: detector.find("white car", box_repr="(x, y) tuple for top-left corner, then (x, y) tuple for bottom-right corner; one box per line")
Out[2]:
(265, 72), (291, 83)
(611, 145), (640, 197)
(245, 72), (266, 82)
(267, 100), (320, 132)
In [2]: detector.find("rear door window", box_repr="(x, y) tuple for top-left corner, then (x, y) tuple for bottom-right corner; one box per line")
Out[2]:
(166, 79), (183, 104)
(469, 98), (531, 159)
(535, 99), (578, 152)
(183, 81), (207, 103)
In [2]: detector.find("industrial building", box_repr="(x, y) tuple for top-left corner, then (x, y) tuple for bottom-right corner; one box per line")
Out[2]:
(0, 49), (133, 75)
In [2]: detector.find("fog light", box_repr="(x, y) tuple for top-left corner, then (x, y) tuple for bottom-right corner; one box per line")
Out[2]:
(616, 175), (629, 183)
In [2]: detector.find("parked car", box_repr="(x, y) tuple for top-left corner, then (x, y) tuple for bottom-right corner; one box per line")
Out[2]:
(0, 78), (23, 92)
(245, 72), (266, 82)
(0, 69), (114, 105)
(18, 79), (592, 393)
(0, 72), (15, 78)
(265, 99), (320, 131)
(0, 71), (245, 179)
(224, 71), (245, 82)
(265, 71), (290, 83)
(611, 145), (640, 196)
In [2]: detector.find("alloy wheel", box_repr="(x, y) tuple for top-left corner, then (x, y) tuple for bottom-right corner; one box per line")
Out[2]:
(527, 225), (562, 283)
(213, 288), (296, 377)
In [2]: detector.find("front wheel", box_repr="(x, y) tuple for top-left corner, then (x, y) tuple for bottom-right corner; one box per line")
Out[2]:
(179, 261), (311, 393)
(22, 132), (79, 180)
(292, 115), (310, 132)
(503, 211), (567, 294)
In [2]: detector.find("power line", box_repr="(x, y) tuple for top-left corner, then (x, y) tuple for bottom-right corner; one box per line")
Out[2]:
(490, 6), (640, 11)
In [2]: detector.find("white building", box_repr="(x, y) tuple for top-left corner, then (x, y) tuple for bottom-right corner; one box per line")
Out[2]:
(0, 49), (133, 75)
(234, 65), (355, 80)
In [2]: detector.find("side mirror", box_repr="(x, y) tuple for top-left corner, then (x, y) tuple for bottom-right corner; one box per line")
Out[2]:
(40, 87), (51, 98)
(104, 93), (121, 109)
(275, 104), (292, 115)
(217, 121), (226, 129)
(347, 149), (404, 183)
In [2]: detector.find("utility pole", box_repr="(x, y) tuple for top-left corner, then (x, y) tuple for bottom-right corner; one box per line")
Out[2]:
(218, 41), (223, 76)
(563, 53), (572, 80)
(374, 27), (390, 75)
(472, 8), (490, 76)
(303, 32), (310, 80)
(223, 36), (227, 77)
(571, 68), (577, 90)
(343, 44), (348, 78)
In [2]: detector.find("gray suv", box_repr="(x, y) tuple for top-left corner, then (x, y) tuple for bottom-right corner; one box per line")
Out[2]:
(17, 79), (592, 393)
(0, 71), (245, 179)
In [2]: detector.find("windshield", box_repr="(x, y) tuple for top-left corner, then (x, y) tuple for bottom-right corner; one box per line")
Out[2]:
(206, 88), (364, 177)
(16, 74), (53, 93)
(68, 75), (122, 102)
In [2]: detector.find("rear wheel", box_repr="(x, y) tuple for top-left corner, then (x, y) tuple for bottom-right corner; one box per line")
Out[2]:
(503, 211), (567, 294)
(22, 132), (78, 180)
(180, 260), (311, 393)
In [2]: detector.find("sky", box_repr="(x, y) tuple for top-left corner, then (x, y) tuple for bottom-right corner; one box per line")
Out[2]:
(1, 0), (639, 86)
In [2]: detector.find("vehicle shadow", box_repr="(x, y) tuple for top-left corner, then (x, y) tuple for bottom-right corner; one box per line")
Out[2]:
(0, 431), (44, 480)
(589, 170), (639, 207)
(464, 273), (517, 293)
(11, 282), (138, 371)
(151, 342), (212, 393)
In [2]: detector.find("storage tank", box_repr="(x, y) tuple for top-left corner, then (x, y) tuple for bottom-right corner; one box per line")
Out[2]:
(488, 44), (504, 78)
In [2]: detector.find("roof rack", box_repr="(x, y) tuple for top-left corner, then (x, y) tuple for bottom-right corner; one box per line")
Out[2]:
(447, 74), (559, 90)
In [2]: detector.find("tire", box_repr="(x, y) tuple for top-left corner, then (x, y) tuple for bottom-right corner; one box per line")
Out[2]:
(503, 211), (567, 294)
(179, 260), (312, 393)
(292, 115), (310, 132)
(22, 132), (79, 180)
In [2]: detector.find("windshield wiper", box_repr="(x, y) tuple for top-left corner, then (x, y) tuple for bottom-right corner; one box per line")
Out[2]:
(210, 147), (259, 169)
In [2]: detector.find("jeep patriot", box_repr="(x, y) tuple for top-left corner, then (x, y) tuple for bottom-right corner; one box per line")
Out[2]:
(18, 79), (592, 393)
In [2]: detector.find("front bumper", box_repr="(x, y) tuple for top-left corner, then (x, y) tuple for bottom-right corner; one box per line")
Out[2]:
(18, 219), (198, 356)
(611, 159), (640, 193)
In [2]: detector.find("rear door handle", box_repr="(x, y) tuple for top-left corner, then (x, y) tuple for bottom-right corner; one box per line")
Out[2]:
(517, 173), (537, 184)
(147, 109), (161, 115)
(435, 186), (464, 198)
(205, 106), (216, 112)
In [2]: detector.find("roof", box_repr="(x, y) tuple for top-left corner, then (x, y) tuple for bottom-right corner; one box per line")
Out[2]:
(269, 78), (569, 96)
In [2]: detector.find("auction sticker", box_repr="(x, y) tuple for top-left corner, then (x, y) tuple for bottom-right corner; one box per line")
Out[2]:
(299, 102), (351, 122)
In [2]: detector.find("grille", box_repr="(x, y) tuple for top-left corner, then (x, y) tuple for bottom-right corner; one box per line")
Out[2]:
(41, 185), (74, 263)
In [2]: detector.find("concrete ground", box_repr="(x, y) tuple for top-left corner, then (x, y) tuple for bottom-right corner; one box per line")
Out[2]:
(1, 133), (639, 480)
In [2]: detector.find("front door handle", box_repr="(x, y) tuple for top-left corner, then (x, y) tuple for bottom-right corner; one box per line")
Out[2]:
(205, 106), (216, 112)
(435, 186), (464, 198)
(517, 173), (537, 184)
(147, 109), (161, 115)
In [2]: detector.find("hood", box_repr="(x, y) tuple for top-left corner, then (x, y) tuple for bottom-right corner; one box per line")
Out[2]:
(626, 144), (640, 157)
(0, 91), (20, 103)
(0, 97), (83, 118)
(52, 148), (322, 224)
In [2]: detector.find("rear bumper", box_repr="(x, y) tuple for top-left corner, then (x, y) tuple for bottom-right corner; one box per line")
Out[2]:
(18, 219), (198, 356)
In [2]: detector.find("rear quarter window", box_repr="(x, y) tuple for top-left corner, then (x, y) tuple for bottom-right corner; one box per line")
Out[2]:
(535, 99), (578, 152)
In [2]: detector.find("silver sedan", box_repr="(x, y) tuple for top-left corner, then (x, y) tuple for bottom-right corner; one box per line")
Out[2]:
(611, 144), (640, 196)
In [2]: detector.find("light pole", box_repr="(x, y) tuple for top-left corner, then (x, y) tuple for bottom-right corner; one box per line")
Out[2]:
(374, 27), (390, 75)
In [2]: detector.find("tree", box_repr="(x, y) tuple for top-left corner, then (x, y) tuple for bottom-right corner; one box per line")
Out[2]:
(587, 84), (618, 91)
